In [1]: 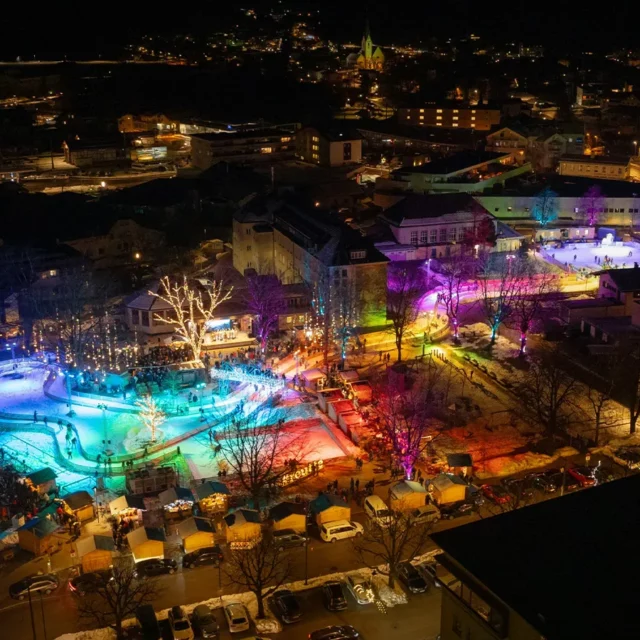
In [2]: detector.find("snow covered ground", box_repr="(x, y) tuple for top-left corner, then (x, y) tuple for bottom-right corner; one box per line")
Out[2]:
(546, 241), (640, 271)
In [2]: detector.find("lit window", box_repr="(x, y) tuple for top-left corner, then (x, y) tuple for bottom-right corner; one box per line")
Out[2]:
(471, 116), (476, 121)
(436, 115), (442, 120)
(436, 109), (443, 113)
(406, 116), (410, 120)
(312, 136), (319, 142)
(453, 116), (458, 120)
(312, 153), (319, 159)
(436, 123), (442, 126)
(350, 250), (366, 259)
(312, 144), (319, 150)
(281, 136), (291, 142)
(452, 123), (458, 127)
(286, 316), (293, 323)
(420, 115), (424, 120)
(471, 110), (476, 114)
(261, 147), (273, 154)
(453, 109), (459, 113)
(420, 108), (424, 113)
(471, 124), (476, 128)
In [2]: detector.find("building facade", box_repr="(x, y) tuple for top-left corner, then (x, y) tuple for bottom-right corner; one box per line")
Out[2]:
(397, 104), (501, 131)
(296, 127), (363, 167)
(558, 154), (630, 180)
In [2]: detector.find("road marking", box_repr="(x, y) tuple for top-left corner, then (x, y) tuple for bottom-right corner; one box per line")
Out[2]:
(0, 595), (63, 612)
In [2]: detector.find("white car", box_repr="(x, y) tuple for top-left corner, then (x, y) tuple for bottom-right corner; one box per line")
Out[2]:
(320, 520), (364, 543)
(346, 574), (375, 604)
(168, 606), (194, 640)
(224, 603), (250, 633)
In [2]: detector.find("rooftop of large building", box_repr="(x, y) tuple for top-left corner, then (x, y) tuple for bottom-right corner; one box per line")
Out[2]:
(382, 193), (483, 224)
(356, 119), (479, 148)
(560, 153), (631, 165)
(432, 474), (640, 640)
(394, 151), (511, 176)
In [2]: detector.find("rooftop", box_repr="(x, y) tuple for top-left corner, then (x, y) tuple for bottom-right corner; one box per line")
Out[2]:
(395, 151), (511, 176)
(382, 193), (483, 224)
(177, 517), (215, 538)
(560, 154), (631, 165)
(191, 128), (292, 143)
(432, 474), (640, 640)
(357, 119), (478, 148)
(26, 467), (57, 486)
(599, 267), (640, 291)
(269, 501), (306, 522)
(224, 509), (261, 527)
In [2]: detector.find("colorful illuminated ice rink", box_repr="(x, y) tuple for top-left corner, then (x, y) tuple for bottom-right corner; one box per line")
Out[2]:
(544, 241), (640, 271)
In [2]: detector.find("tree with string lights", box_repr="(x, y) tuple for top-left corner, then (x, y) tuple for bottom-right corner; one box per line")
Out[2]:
(149, 276), (232, 366)
(136, 395), (166, 443)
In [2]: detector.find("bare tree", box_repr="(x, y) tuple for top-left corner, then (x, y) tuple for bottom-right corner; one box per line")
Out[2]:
(583, 381), (618, 446)
(437, 254), (472, 342)
(478, 253), (524, 345)
(216, 401), (313, 508)
(511, 265), (559, 356)
(149, 276), (232, 366)
(353, 508), (434, 588)
(516, 346), (580, 435)
(244, 274), (286, 353)
(387, 262), (425, 362)
(77, 563), (160, 640)
(223, 536), (294, 619)
(581, 184), (605, 227)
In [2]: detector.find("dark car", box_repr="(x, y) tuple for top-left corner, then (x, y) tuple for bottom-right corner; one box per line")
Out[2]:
(271, 589), (302, 624)
(136, 604), (161, 640)
(417, 561), (441, 588)
(192, 604), (219, 639)
(69, 570), (112, 596)
(526, 471), (557, 494)
(481, 484), (512, 505)
(308, 626), (359, 640)
(182, 546), (223, 569)
(272, 529), (307, 551)
(397, 561), (428, 594)
(501, 478), (535, 501)
(134, 558), (178, 578)
(439, 501), (475, 520)
(568, 466), (596, 488)
(10, 574), (59, 600)
(322, 581), (348, 611)
(549, 471), (580, 492)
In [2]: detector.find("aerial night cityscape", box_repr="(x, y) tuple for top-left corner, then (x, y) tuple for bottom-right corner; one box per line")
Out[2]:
(0, 2), (638, 639)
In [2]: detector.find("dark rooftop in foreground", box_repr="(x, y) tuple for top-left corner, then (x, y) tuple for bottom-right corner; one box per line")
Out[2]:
(596, 266), (640, 290)
(382, 193), (480, 223)
(395, 151), (511, 176)
(432, 474), (640, 640)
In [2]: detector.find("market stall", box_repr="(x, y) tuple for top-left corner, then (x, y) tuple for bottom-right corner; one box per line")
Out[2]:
(159, 487), (194, 521)
(429, 474), (467, 506)
(327, 399), (356, 423)
(350, 380), (373, 406)
(388, 481), (428, 511)
(195, 481), (229, 514)
(224, 509), (261, 547)
(61, 491), (95, 523)
(17, 518), (58, 555)
(76, 535), (115, 573)
(24, 468), (57, 497)
(338, 411), (364, 440)
(109, 495), (146, 521)
(127, 526), (166, 563)
(301, 368), (327, 391)
(269, 502), (306, 533)
(317, 389), (344, 413)
(177, 517), (216, 553)
(310, 494), (350, 526)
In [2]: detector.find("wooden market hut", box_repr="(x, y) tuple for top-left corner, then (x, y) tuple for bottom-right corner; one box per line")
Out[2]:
(61, 491), (95, 522)
(317, 389), (344, 413)
(127, 526), (166, 563)
(178, 517), (216, 553)
(109, 494), (146, 519)
(25, 468), (57, 497)
(310, 494), (350, 526)
(76, 535), (115, 573)
(350, 380), (373, 406)
(389, 481), (428, 511)
(17, 517), (58, 555)
(223, 509), (261, 546)
(301, 368), (326, 391)
(159, 487), (194, 520)
(338, 411), (364, 440)
(269, 502), (306, 533)
(327, 399), (356, 423)
(429, 474), (467, 506)
(195, 481), (229, 514)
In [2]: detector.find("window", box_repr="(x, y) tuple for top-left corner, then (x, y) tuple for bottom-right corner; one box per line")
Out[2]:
(132, 310), (140, 325)
(343, 142), (352, 161)
(312, 136), (319, 142)
(261, 147), (273, 154)
(350, 250), (366, 259)
(406, 116), (410, 120)
(453, 109), (459, 113)
(312, 144), (319, 151)
(281, 136), (291, 142)
(439, 228), (447, 242)
(420, 108), (424, 113)
(141, 311), (150, 327)
(495, 207), (500, 212)
(420, 115), (424, 120)
(436, 123), (442, 126)
(453, 116), (459, 120)
(471, 124), (476, 128)
(429, 229), (437, 243)
(453, 123), (459, 127)
(471, 109), (476, 113)
(448, 227), (457, 241)
(436, 109), (443, 113)
(286, 316), (293, 323)
(574, 207), (579, 213)
(436, 115), (442, 120)
(420, 230), (428, 244)
(410, 231), (418, 245)
(312, 153), (319, 160)
(471, 116), (476, 121)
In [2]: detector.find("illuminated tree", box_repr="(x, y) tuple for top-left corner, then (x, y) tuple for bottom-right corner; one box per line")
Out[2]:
(244, 274), (286, 352)
(438, 254), (472, 341)
(532, 187), (558, 228)
(387, 262), (425, 362)
(136, 394), (166, 443)
(581, 184), (605, 226)
(149, 276), (233, 366)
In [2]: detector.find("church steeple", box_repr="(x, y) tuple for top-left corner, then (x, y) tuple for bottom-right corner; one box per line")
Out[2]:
(362, 16), (373, 63)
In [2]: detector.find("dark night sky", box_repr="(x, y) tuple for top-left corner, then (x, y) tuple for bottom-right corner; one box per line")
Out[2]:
(0, 1), (632, 59)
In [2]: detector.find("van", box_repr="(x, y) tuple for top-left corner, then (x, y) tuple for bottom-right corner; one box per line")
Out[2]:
(136, 604), (161, 640)
(319, 519), (364, 543)
(363, 495), (393, 527)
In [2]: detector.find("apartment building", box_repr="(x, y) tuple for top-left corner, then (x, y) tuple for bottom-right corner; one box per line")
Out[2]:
(558, 154), (631, 180)
(296, 127), (363, 167)
(397, 104), (501, 131)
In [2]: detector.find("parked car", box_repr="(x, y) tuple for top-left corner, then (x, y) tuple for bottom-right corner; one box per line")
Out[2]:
(549, 471), (580, 492)
(397, 562), (428, 594)
(10, 574), (59, 600)
(480, 484), (512, 505)
(526, 471), (557, 494)
(308, 626), (359, 640)
(271, 589), (302, 623)
(345, 574), (375, 604)
(224, 603), (250, 633)
(417, 561), (441, 588)
(134, 558), (178, 578)
(168, 605), (194, 640)
(438, 501), (475, 520)
(322, 580), (348, 611)
(568, 466), (596, 488)
(191, 604), (219, 639)
(319, 520), (364, 543)
(136, 604), (161, 640)
(409, 504), (440, 525)
(69, 570), (112, 596)
(501, 478), (535, 501)
(182, 546), (223, 569)
(272, 529), (307, 551)
(363, 495), (393, 527)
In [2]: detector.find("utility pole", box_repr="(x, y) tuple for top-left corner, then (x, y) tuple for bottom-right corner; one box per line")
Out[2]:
(27, 585), (37, 640)
(39, 592), (48, 640)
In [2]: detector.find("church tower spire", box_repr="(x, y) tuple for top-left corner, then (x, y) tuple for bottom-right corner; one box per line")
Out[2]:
(362, 15), (373, 64)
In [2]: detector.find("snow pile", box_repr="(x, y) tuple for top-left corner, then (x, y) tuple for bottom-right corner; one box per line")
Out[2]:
(255, 618), (281, 634)
(371, 575), (407, 607)
(56, 630), (116, 640)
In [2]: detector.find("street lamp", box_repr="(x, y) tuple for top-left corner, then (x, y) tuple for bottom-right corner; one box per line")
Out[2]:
(634, 141), (638, 156)
(506, 253), (516, 275)
(65, 371), (76, 417)
(5, 341), (17, 361)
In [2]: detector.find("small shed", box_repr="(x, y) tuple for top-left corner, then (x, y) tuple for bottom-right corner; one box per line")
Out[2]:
(224, 509), (262, 547)
(338, 370), (359, 384)
(350, 380), (373, 406)
(178, 517), (216, 553)
(25, 468), (57, 497)
(76, 535), (115, 573)
(328, 399), (356, 423)
(389, 481), (427, 511)
(269, 502), (306, 533)
(301, 368), (327, 391)
(62, 491), (95, 522)
(338, 411), (364, 440)
(446, 453), (473, 477)
(310, 494), (351, 526)
(429, 474), (467, 506)
(127, 526), (166, 563)
(109, 494), (146, 517)
(17, 518), (58, 555)
(159, 487), (194, 520)
(317, 389), (344, 413)
(195, 481), (229, 514)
